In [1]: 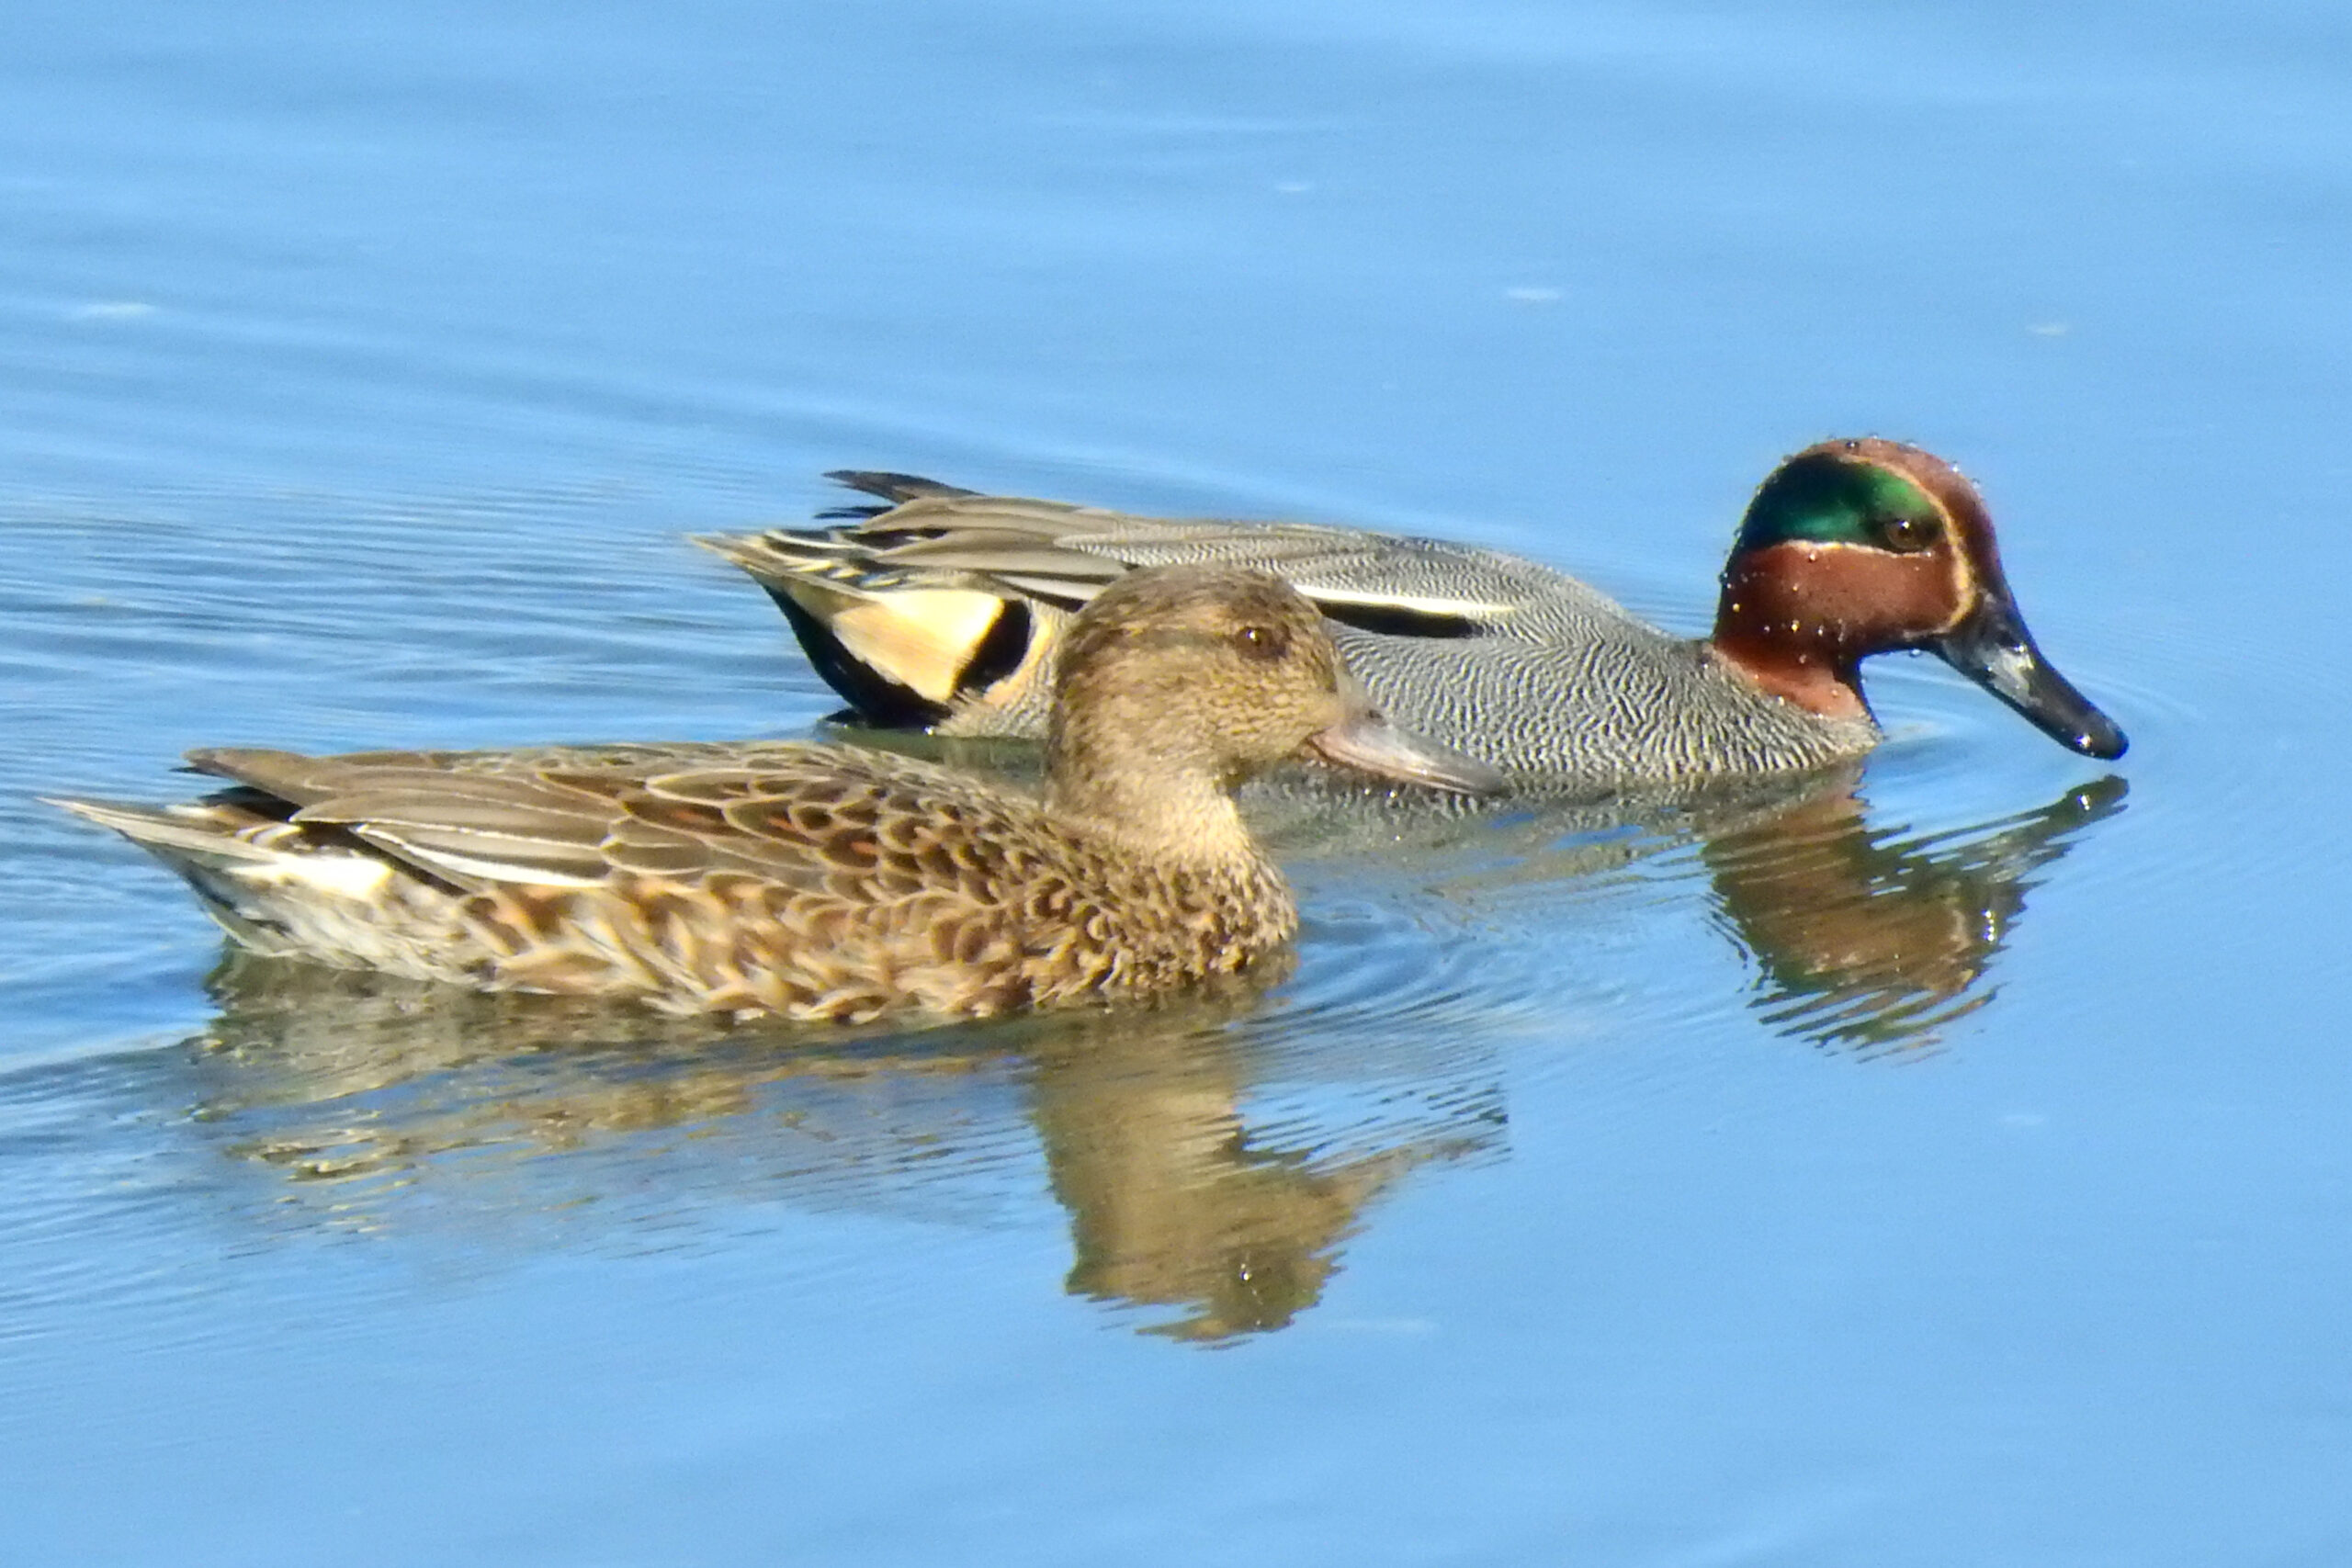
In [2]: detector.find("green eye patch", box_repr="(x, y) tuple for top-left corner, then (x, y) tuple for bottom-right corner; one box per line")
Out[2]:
(1735, 452), (1939, 554)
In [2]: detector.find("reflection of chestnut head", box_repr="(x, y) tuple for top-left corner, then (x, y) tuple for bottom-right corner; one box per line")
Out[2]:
(1703, 776), (2127, 1054)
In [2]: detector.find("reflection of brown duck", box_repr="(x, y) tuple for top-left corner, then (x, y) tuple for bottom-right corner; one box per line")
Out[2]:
(1025, 1021), (1467, 1341)
(187, 953), (1495, 1340)
(1702, 775), (2126, 1053)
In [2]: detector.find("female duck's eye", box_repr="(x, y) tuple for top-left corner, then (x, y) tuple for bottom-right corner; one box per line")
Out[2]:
(1233, 624), (1287, 660)
(1875, 513), (1940, 552)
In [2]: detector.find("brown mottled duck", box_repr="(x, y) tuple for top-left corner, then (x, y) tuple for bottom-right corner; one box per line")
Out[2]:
(55, 565), (1502, 1021)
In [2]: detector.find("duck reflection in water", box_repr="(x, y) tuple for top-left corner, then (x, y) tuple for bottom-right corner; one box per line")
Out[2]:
(185, 954), (1500, 1343)
(1697, 773), (2126, 1054)
(1239, 761), (2128, 1056)
(1027, 1014), (1490, 1341)
(168, 769), (2117, 1338)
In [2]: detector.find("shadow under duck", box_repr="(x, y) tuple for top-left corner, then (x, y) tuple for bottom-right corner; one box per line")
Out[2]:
(699, 438), (2127, 784)
(55, 566), (1500, 1021)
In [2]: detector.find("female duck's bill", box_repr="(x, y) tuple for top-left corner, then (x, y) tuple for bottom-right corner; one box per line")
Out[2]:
(51, 566), (1499, 1021)
(1301, 669), (1509, 794)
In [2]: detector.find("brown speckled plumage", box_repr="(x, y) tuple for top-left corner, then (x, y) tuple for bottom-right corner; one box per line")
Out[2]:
(56, 567), (1498, 1021)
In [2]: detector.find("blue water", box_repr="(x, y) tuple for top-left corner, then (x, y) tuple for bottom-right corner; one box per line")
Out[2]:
(5, 0), (2349, 1562)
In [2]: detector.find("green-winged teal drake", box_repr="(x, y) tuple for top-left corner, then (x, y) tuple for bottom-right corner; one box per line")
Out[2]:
(700, 438), (2127, 783)
(55, 566), (1501, 1021)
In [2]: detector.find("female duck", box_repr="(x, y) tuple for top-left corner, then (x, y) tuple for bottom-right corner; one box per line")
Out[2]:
(701, 439), (2126, 783)
(56, 567), (1499, 1021)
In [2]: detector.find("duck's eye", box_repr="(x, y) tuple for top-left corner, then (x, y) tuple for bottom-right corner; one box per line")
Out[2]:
(1875, 513), (1940, 552)
(1232, 624), (1288, 660)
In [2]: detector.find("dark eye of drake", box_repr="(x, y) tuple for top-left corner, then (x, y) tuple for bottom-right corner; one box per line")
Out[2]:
(1874, 513), (1941, 552)
(1232, 624), (1287, 660)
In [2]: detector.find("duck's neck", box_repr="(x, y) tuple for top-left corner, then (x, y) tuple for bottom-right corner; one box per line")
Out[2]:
(1707, 626), (1871, 722)
(1707, 545), (1884, 724)
(1044, 696), (1260, 865)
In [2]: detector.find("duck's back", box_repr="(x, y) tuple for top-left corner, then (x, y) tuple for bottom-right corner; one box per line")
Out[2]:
(752, 494), (1875, 779)
(1329, 621), (1873, 779)
(64, 739), (1295, 1020)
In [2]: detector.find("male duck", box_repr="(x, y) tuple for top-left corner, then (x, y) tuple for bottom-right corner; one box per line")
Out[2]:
(699, 439), (2127, 783)
(55, 567), (1500, 1021)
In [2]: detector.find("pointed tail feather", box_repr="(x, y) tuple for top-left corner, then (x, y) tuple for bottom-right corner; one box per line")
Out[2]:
(822, 470), (978, 504)
(47, 795), (292, 866)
